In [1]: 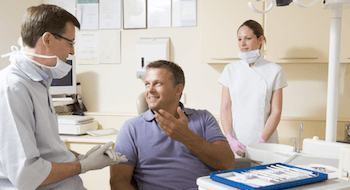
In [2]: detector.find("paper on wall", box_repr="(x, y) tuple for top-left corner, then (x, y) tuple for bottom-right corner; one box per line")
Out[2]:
(46, 0), (76, 16)
(78, 31), (99, 64)
(98, 30), (121, 64)
(77, 0), (99, 30)
(99, 0), (122, 29)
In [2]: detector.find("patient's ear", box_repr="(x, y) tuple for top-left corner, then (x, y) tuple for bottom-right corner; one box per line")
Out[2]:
(175, 83), (184, 97)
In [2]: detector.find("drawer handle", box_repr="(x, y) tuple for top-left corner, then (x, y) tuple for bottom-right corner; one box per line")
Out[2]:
(211, 58), (240, 60)
(276, 57), (318, 60)
(347, 57), (350, 59)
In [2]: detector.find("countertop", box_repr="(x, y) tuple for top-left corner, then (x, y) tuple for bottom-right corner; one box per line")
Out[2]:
(60, 134), (118, 144)
(197, 176), (350, 190)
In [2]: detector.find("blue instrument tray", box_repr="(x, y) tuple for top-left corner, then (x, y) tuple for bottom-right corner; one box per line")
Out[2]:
(210, 163), (328, 190)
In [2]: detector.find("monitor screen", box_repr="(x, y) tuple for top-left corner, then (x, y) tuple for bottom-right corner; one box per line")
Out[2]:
(49, 57), (76, 95)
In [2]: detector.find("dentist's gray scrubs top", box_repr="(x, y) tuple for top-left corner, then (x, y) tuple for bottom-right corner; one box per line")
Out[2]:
(0, 54), (83, 190)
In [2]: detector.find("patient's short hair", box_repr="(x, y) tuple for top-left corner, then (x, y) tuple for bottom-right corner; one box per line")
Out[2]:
(146, 60), (185, 87)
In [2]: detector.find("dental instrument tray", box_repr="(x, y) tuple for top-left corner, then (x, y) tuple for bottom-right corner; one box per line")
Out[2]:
(210, 163), (327, 190)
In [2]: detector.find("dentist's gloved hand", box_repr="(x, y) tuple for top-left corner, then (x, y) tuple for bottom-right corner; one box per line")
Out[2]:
(225, 134), (246, 155)
(254, 136), (266, 144)
(79, 141), (128, 174)
(104, 149), (128, 163)
(77, 144), (101, 161)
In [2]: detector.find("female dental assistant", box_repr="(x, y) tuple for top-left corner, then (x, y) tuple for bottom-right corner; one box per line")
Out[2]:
(219, 20), (287, 157)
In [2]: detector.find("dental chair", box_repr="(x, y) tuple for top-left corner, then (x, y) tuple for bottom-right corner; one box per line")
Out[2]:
(136, 92), (148, 115)
(124, 92), (148, 188)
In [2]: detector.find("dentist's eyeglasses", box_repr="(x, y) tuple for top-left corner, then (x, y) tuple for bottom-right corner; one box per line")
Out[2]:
(51, 33), (75, 47)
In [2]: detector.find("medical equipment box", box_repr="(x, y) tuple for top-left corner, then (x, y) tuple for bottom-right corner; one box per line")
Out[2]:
(136, 37), (170, 79)
(210, 163), (327, 190)
(58, 115), (98, 135)
(338, 146), (350, 181)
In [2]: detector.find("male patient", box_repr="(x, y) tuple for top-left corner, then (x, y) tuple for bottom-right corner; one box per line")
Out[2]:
(110, 60), (235, 190)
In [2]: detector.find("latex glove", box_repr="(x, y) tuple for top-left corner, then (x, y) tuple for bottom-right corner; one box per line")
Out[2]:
(79, 141), (128, 173)
(104, 149), (128, 162)
(77, 144), (101, 161)
(225, 134), (246, 155)
(255, 136), (266, 144)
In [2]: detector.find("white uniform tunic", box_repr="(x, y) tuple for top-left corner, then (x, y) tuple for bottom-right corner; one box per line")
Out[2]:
(219, 56), (287, 147)
(0, 53), (83, 190)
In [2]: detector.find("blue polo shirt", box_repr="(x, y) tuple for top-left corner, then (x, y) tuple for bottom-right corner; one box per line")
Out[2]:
(114, 104), (226, 190)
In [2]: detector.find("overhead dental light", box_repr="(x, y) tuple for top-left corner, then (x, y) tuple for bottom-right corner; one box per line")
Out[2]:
(276, 0), (293, 6)
(248, 0), (319, 13)
(248, 0), (350, 142)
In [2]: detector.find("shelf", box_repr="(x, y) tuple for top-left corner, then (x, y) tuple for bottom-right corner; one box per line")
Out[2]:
(53, 99), (74, 107)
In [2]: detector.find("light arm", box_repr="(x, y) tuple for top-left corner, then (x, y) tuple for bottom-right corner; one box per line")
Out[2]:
(293, 0), (318, 8)
(248, 0), (274, 14)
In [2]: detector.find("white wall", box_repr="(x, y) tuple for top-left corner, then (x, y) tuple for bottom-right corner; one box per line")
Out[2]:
(1, 1), (350, 143)
(77, 27), (215, 114)
(0, 0), (43, 70)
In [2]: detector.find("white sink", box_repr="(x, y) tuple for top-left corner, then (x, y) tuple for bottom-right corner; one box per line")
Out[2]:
(246, 143), (297, 164)
(245, 138), (348, 180)
(284, 153), (339, 168)
(246, 140), (342, 168)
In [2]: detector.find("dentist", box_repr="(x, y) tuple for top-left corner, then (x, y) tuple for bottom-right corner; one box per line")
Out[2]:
(0, 4), (126, 190)
(219, 20), (288, 157)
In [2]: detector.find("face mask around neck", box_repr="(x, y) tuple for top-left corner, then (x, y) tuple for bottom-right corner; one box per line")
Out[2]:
(1, 37), (72, 79)
(23, 51), (72, 79)
(238, 49), (260, 64)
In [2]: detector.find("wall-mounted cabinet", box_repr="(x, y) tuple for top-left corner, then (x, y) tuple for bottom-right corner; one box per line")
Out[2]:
(199, 0), (263, 64)
(264, 1), (331, 63)
(199, 1), (348, 64)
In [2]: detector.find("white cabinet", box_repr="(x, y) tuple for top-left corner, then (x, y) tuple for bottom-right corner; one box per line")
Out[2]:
(199, 1), (349, 64)
(199, 0), (263, 63)
(264, 1), (331, 63)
